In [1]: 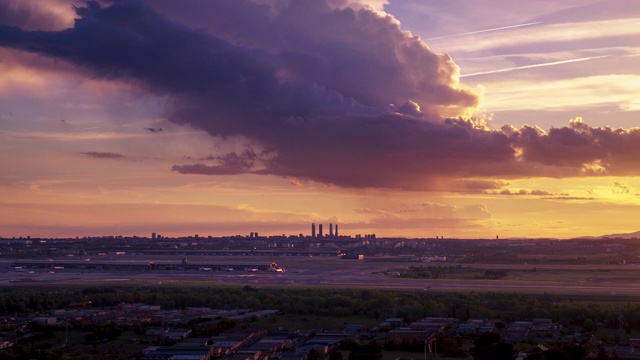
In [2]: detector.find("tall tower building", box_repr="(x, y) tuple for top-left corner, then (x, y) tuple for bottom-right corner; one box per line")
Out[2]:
(329, 223), (333, 236)
(312, 223), (316, 238)
(319, 224), (323, 237)
(335, 224), (339, 237)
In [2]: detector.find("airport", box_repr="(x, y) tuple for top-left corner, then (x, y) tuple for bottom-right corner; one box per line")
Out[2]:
(11, 258), (281, 272)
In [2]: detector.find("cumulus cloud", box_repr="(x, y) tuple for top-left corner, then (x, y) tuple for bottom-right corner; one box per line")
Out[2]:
(611, 181), (630, 194)
(541, 196), (596, 201)
(173, 147), (275, 175)
(395, 100), (423, 117)
(486, 188), (553, 196)
(505, 118), (640, 177)
(81, 151), (125, 159)
(171, 163), (245, 176)
(2, 1), (640, 191)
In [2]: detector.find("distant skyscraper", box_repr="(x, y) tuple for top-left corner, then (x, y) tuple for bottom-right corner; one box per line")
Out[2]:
(312, 223), (316, 238)
(319, 224), (323, 237)
(330, 223), (333, 236)
(152, 232), (156, 240)
(335, 224), (339, 237)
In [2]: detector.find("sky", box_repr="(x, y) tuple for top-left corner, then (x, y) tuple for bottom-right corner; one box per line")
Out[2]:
(0, 0), (639, 239)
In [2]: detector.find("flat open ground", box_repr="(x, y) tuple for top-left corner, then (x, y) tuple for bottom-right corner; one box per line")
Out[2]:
(2, 256), (640, 296)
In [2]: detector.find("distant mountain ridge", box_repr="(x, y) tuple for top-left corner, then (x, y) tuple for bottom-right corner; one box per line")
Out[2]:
(585, 230), (640, 239)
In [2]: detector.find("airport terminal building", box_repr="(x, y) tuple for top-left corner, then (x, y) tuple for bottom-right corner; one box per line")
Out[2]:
(12, 258), (279, 272)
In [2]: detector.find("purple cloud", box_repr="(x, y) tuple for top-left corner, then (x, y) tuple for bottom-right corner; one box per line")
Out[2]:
(2, 1), (640, 190)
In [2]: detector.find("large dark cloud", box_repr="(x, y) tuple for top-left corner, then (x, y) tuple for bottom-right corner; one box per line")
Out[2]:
(1, 1), (639, 190)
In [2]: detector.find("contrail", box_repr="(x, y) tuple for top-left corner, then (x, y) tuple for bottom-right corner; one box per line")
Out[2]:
(460, 55), (610, 78)
(427, 22), (542, 40)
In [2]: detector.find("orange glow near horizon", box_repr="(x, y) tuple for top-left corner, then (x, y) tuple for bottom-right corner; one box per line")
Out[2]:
(1, 1), (640, 239)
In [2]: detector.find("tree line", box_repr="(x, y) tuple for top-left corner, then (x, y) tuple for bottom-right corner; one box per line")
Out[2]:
(1, 286), (639, 331)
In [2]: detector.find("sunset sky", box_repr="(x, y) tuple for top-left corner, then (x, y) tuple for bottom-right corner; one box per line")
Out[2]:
(1, 0), (639, 239)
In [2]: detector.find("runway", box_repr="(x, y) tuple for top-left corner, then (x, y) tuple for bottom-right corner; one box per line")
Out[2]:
(2, 256), (640, 296)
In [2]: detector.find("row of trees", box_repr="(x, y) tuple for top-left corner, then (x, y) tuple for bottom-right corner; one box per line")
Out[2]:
(1, 286), (640, 331)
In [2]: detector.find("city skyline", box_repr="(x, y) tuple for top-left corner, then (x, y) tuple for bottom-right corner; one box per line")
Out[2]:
(1, 1), (639, 239)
